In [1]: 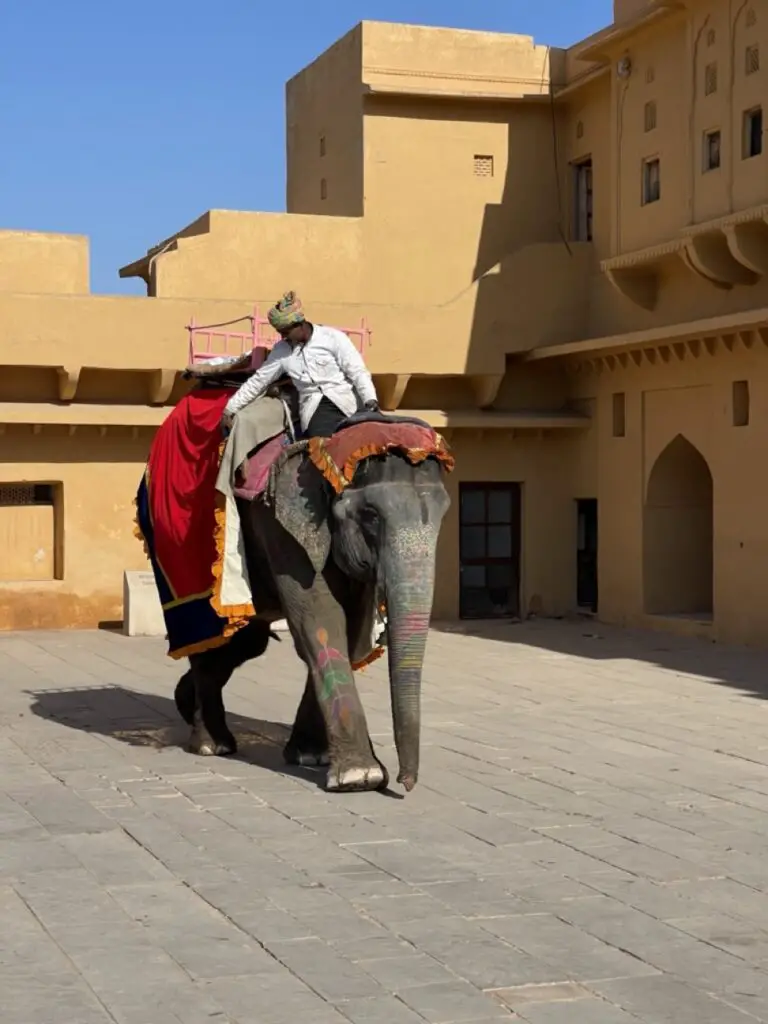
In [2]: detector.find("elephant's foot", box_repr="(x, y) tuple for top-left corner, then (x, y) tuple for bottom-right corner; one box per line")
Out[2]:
(326, 761), (389, 793)
(188, 725), (237, 758)
(283, 743), (330, 768)
(174, 674), (196, 725)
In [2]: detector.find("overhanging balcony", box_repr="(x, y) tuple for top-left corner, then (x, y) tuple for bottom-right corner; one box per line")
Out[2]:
(603, 204), (768, 311)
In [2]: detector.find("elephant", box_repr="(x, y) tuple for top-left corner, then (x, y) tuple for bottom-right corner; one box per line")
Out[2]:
(174, 424), (451, 794)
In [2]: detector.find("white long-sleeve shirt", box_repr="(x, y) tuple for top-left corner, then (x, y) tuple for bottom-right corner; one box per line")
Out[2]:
(223, 325), (377, 431)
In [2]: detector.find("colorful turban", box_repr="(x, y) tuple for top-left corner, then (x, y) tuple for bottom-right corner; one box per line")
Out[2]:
(267, 291), (305, 331)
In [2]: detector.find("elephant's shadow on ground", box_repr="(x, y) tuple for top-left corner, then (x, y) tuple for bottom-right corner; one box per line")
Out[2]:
(25, 684), (325, 787)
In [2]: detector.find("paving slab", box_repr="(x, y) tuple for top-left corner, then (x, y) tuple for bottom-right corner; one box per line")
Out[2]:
(3, 619), (768, 1022)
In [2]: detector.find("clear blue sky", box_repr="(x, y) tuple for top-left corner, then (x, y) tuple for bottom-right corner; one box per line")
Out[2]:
(0, 1), (611, 294)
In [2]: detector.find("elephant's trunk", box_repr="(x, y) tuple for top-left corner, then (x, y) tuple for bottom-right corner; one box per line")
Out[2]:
(381, 526), (438, 792)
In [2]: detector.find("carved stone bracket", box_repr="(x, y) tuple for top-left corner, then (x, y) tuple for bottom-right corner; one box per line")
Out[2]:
(605, 267), (659, 311)
(56, 366), (80, 402)
(149, 369), (177, 405)
(468, 374), (503, 409)
(724, 220), (768, 276)
(681, 235), (758, 288)
(602, 208), (768, 310)
(375, 374), (411, 411)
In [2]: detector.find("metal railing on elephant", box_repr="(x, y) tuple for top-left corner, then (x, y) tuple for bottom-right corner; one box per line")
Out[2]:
(187, 306), (372, 369)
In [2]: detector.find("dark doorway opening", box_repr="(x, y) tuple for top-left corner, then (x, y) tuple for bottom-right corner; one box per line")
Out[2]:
(576, 498), (598, 613)
(459, 483), (521, 619)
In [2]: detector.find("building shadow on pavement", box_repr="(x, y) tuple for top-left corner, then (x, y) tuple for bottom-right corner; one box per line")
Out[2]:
(25, 684), (328, 786)
(431, 617), (768, 701)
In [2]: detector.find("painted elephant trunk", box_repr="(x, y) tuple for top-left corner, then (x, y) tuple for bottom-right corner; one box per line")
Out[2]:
(382, 528), (438, 792)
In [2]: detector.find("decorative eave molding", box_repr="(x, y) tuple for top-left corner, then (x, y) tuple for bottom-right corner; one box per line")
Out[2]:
(602, 206), (768, 310)
(526, 307), (768, 364)
(562, 326), (768, 376)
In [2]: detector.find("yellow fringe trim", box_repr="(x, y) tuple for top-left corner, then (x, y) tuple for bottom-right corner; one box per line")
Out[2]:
(167, 634), (235, 660)
(308, 435), (455, 495)
(210, 485), (255, 637)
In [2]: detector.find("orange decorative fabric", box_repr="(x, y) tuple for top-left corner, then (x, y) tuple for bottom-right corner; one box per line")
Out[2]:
(308, 422), (454, 494)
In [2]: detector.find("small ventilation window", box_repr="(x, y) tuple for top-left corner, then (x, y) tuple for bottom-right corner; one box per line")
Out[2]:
(645, 66), (655, 84)
(320, 178), (327, 200)
(746, 44), (760, 75)
(704, 62), (718, 95)
(0, 484), (54, 506)
(707, 27), (716, 46)
(612, 393), (626, 438)
(576, 120), (584, 139)
(644, 101), (657, 132)
(642, 157), (661, 204)
(319, 135), (326, 157)
(473, 154), (494, 177)
(732, 380), (750, 427)
(746, 7), (757, 28)
(703, 129), (721, 171)
(743, 107), (763, 158)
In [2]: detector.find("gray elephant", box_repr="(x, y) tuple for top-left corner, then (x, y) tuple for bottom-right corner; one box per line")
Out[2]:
(173, 422), (452, 794)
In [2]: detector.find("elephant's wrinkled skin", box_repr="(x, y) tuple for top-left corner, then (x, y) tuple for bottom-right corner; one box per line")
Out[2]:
(175, 445), (450, 794)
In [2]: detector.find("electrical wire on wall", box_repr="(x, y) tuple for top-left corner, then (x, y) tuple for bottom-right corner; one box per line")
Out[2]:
(615, 72), (630, 254)
(689, 14), (712, 223)
(728, 0), (750, 212)
(545, 45), (573, 257)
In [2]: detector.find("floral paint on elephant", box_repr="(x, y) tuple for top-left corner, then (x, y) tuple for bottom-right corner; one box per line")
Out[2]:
(390, 611), (431, 673)
(315, 627), (357, 729)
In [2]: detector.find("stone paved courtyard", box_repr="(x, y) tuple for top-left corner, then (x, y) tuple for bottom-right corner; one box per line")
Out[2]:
(4, 620), (768, 1022)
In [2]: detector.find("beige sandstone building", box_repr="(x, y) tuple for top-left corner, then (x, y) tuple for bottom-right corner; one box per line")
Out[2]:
(1, 0), (767, 645)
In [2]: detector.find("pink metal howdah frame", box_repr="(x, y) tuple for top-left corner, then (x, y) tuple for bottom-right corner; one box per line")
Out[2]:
(187, 305), (372, 369)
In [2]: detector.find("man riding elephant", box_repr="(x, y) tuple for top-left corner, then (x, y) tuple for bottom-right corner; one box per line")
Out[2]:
(145, 291), (454, 794)
(221, 291), (380, 438)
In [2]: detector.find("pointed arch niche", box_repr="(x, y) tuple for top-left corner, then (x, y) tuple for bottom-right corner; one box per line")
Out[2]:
(643, 435), (713, 618)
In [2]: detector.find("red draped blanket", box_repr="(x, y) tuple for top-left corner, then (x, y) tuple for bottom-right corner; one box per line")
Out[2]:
(135, 387), (252, 658)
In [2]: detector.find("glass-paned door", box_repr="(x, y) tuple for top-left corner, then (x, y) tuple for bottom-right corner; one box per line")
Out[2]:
(459, 483), (521, 619)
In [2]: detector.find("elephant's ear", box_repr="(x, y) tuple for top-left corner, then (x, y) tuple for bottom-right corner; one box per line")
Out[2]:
(272, 452), (331, 574)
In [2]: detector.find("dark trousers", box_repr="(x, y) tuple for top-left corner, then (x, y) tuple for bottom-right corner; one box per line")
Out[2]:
(305, 396), (347, 439)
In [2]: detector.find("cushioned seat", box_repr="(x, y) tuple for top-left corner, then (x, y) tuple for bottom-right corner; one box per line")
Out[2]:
(233, 433), (288, 501)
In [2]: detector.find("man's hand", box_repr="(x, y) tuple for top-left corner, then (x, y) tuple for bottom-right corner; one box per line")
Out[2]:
(364, 400), (380, 412)
(221, 410), (234, 437)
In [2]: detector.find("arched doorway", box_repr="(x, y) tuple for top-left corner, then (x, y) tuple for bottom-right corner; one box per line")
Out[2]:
(643, 434), (713, 617)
